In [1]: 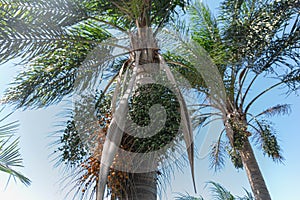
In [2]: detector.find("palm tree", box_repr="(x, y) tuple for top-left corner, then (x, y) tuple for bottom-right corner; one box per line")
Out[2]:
(0, 108), (31, 186)
(166, 1), (299, 199)
(0, 0), (196, 199)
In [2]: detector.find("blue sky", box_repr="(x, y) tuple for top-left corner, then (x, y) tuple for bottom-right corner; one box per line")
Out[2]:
(1, 1), (300, 200)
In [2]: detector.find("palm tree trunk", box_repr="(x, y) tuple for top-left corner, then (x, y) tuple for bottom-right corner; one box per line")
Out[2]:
(117, 26), (158, 200)
(225, 119), (272, 200)
(239, 138), (272, 200)
(119, 172), (157, 200)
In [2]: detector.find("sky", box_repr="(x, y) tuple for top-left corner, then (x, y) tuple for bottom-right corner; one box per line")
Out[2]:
(1, 1), (300, 200)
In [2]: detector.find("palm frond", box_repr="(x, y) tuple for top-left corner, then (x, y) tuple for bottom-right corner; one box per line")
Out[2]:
(163, 26), (228, 112)
(190, 1), (219, 40)
(79, 0), (188, 30)
(0, 109), (31, 186)
(159, 55), (196, 193)
(0, 0), (88, 64)
(0, 138), (31, 186)
(175, 192), (204, 200)
(207, 181), (235, 200)
(163, 52), (207, 93)
(0, 0), (86, 27)
(209, 131), (226, 172)
(2, 43), (83, 108)
(175, 181), (254, 200)
(236, 188), (254, 200)
(189, 1), (228, 69)
(255, 104), (291, 118)
(244, 81), (283, 114)
(2, 35), (117, 109)
(0, 111), (18, 135)
(283, 68), (300, 92)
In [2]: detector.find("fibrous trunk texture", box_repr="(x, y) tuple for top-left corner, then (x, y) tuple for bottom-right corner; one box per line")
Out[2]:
(225, 118), (271, 200)
(119, 171), (157, 200)
(240, 138), (272, 200)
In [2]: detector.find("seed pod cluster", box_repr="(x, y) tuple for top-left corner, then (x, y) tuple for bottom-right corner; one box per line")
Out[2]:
(79, 96), (130, 198)
(125, 83), (181, 153)
(72, 85), (181, 198)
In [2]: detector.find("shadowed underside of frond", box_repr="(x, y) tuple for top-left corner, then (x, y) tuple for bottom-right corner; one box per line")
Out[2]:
(0, 0), (89, 63)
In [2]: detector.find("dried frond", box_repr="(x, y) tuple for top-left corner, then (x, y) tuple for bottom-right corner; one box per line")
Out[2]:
(256, 104), (291, 118)
(209, 138), (227, 172)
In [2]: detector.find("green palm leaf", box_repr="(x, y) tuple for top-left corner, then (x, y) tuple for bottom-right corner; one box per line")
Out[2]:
(175, 181), (254, 200)
(175, 192), (204, 200)
(207, 181), (235, 200)
(0, 108), (31, 186)
(0, 0), (88, 64)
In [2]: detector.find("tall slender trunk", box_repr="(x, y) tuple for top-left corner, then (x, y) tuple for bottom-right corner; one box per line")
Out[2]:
(224, 119), (271, 200)
(240, 138), (272, 200)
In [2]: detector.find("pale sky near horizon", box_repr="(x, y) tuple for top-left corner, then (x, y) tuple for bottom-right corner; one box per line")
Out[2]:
(1, 1), (300, 200)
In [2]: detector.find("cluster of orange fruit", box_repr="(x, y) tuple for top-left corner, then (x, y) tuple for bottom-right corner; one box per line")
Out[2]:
(79, 112), (130, 198)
